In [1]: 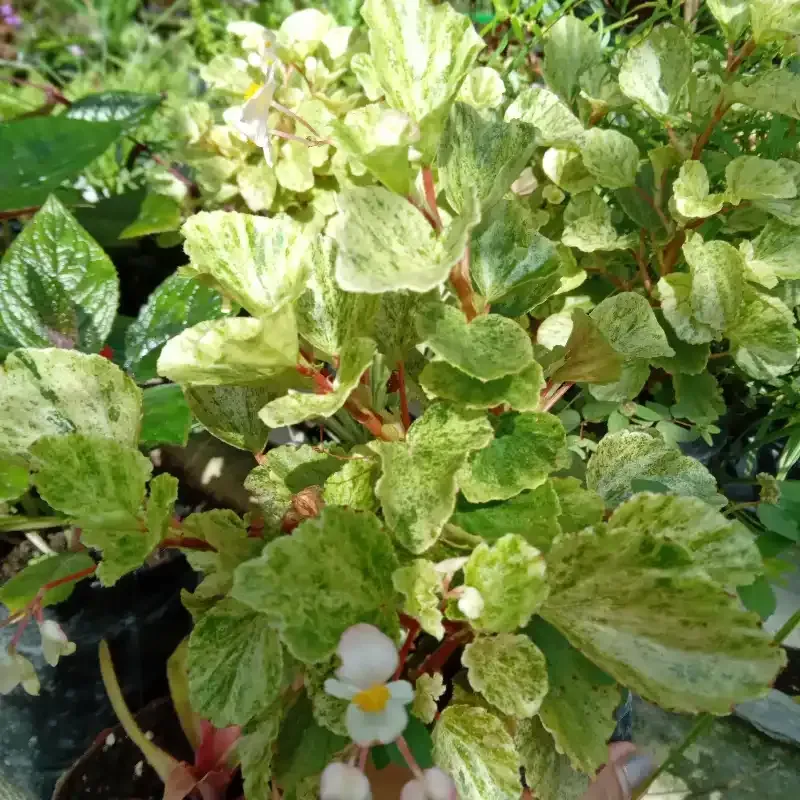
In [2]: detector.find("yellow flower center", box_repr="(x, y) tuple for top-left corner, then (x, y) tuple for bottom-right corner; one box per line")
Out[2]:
(244, 82), (263, 100)
(353, 684), (390, 713)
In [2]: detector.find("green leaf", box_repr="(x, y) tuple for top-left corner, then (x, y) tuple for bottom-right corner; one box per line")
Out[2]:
(749, 0), (800, 43)
(461, 534), (548, 633)
(725, 157), (797, 205)
(157, 310), (298, 387)
(608, 492), (761, 586)
(727, 285), (799, 380)
(551, 477), (605, 534)
(542, 148), (596, 195)
(140, 384), (191, 447)
(392, 559), (444, 638)
(528, 619), (618, 773)
(188, 597), (283, 727)
(0, 195), (118, 353)
(182, 211), (310, 317)
(587, 359), (650, 404)
(419, 361), (544, 411)
(516, 718), (589, 800)
(439, 102), (536, 214)
(295, 236), (379, 358)
(458, 412), (566, 503)
(650, 311), (710, 375)
(0, 349), (141, 458)
(432, 705), (521, 800)
(0, 117), (123, 210)
(0, 551), (95, 612)
(0, 456), (28, 503)
(370, 402), (492, 553)
(452, 481), (562, 550)
(65, 91), (161, 130)
(707, 0), (750, 41)
(145, 473), (178, 543)
(671, 372), (725, 424)
(182, 510), (261, 573)
(457, 67), (505, 110)
(232, 507), (399, 662)
(372, 716), (434, 771)
(463, 634), (548, 718)
(504, 87), (584, 148)
(541, 16), (602, 104)
(737, 575), (777, 620)
(586, 430), (722, 508)
(471, 199), (562, 315)
(618, 25), (692, 119)
(549, 309), (622, 385)
(185, 385), (271, 453)
(590, 292), (674, 360)
(731, 71), (800, 120)
(331, 186), (478, 293)
(258, 337), (375, 427)
(124, 273), (227, 382)
(237, 160), (277, 213)
(323, 456), (378, 512)
(119, 193), (181, 239)
(542, 526), (785, 713)
(416, 304), (534, 382)
(579, 129), (639, 190)
(237, 707), (283, 800)
(305, 661), (348, 737)
(561, 192), (637, 253)
(672, 161), (725, 219)
(275, 141), (315, 193)
(360, 0), (484, 159)
(412, 672), (445, 724)
(741, 220), (800, 288)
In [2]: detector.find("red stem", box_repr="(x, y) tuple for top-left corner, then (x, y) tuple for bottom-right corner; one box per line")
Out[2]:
(450, 246), (479, 322)
(541, 382), (574, 413)
(414, 630), (472, 678)
(42, 565), (97, 592)
(395, 735), (424, 780)
(421, 168), (442, 231)
(160, 537), (217, 552)
(393, 618), (421, 680)
(397, 361), (411, 431)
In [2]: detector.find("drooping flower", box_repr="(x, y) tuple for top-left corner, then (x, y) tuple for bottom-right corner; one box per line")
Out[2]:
(320, 761), (372, 800)
(0, 649), (40, 696)
(38, 619), (76, 667)
(400, 768), (458, 800)
(223, 63), (279, 165)
(324, 624), (414, 746)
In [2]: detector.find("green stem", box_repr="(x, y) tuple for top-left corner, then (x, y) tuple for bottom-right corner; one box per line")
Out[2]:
(774, 608), (800, 645)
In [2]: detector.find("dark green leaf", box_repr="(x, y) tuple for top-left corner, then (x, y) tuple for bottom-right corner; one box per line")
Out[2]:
(65, 91), (162, 130)
(737, 576), (777, 620)
(371, 717), (434, 771)
(140, 384), (192, 447)
(0, 551), (95, 612)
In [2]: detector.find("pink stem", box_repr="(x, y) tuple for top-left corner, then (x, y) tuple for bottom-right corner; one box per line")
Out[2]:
(395, 735), (424, 780)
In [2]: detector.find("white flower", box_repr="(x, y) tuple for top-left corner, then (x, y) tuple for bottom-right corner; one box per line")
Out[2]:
(0, 650), (40, 696)
(38, 620), (76, 667)
(320, 762), (372, 800)
(223, 63), (279, 165)
(324, 624), (414, 746)
(401, 768), (458, 800)
(227, 20), (278, 69)
(457, 586), (484, 620)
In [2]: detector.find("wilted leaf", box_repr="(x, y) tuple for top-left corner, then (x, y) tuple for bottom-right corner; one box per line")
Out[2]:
(549, 309), (622, 384)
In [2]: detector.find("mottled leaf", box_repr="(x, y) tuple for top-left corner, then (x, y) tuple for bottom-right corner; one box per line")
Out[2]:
(725, 156), (796, 205)
(707, 0), (750, 41)
(590, 292), (673, 360)
(65, 91), (161, 129)
(579, 129), (639, 190)
(561, 193), (637, 253)
(323, 455), (378, 512)
(504, 87), (584, 148)
(741, 220), (800, 287)
(731, 71), (800, 120)
(550, 477), (605, 533)
(541, 16), (602, 104)
(550, 309), (622, 385)
(412, 672), (445, 724)
(672, 161), (725, 219)
(393, 559), (444, 638)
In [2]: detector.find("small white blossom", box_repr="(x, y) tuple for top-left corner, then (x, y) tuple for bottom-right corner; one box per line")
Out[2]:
(401, 768), (458, 800)
(38, 620), (76, 667)
(223, 63), (279, 165)
(227, 20), (278, 69)
(0, 650), (40, 696)
(457, 587), (484, 620)
(324, 624), (414, 746)
(320, 761), (371, 800)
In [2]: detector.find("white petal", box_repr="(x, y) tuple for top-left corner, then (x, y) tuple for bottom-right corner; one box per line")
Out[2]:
(324, 678), (358, 700)
(320, 762), (371, 800)
(457, 586), (484, 620)
(336, 624), (398, 688)
(0, 652), (39, 696)
(423, 768), (458, 800)
(400, 779), (428, 800)
(346, 700), (409, 745)
(39, 620), (76, 667)
(388, 680), (414, 705)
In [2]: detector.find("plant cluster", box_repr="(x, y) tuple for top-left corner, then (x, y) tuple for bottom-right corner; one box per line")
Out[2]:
(1, 0), (800, 799)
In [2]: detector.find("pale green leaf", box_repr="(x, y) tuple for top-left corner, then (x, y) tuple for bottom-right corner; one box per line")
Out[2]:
(0, 551), (95, 612)
(672, 161), (725, 219)
(331, 185), (478, 293)
(182, 509), (262, 573)
(157, 310), (298, 387)
(237, 160), (277, 213)
(707, 0), (750, 41)
(658, 273), (717, 344)
(0, 455), (27, 503)
(578, 129), (639, 190)
(416, 304), (534, 382)
(372, 291), (427, 362)
(461, 534), (548, 633)
(516, 718), (589, 800)
(360, 0), (484, 159)
(181, 211), (310, 317)
(749, 0), (800, 43)
(542, 526), (785, 713)
(727, 284), (800, 380)
(550, 477), (605, 533)
(232, 507), (399, 662)
(432, 705), (521, 800)
(305, 661), (348, 736)
(463, 634), (548, 718)
(590, 292), (674, 360)
(275, 140), (315, 193)
(528, 619), (618, 773)
(561, 192), (637, 253)
(392, 559), (444, 638)
(188, 597), (283, 727)
(439, 102), (536, 213)
(0, 196), (118, 353)
(740, 220), (800, 287)
(725, 156), (796, 205)
(672, 372), (725, 424)
(586, 430), (722, 508)
(323, 456), (378, 511)
(618, 25), (692, 118)
(541, 16), (602, 104)
(145, 473), (179, 542)
(370, 402), (492, 553)
(185, 385), (271, 453)
(541, 148), (596, 195)
(258, 337), (375, 427)
(587, 358), (650, 403)
(753, 196), (800, 226)
(650, 311), (710, 375)
(295, 235), (379, 357)
(607, 492), (761, 586)
(458, 412), (566, 503)
(237, 707), (283, 800)
(277, 8), (333, 60)
(549, 309), (622, 385)
(731, 71), (800, 120)
(419, 361), (544, 411)
(412, 672), (445, 724)
(457, 67), (505, 110)
(504, 87), (584, 148)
